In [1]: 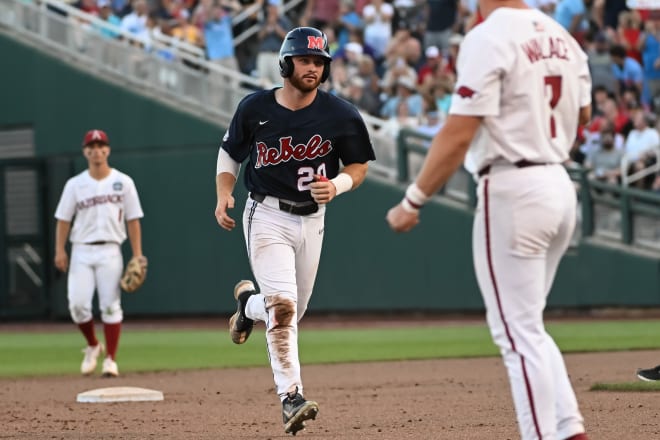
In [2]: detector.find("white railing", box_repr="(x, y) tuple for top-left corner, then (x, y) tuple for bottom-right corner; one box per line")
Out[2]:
(0, 0), (397, 177)
(620, 145), (660, 187)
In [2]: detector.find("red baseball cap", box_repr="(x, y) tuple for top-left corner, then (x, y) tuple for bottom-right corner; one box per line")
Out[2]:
(82, 129), (109, 146)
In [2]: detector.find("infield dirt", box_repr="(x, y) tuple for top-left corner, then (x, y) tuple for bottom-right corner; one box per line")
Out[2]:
(2, 319), (660, 439)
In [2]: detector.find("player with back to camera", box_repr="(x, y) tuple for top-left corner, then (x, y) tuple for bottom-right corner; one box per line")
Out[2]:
(214, 27), (375, 435)
(386, 0), (592, 438)
(54, 129), (145, 378)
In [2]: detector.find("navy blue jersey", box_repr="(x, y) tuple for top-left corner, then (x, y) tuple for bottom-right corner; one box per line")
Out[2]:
(222, 89), (376, 202)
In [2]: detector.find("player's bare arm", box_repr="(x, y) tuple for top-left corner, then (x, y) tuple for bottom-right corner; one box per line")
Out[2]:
(310, 162), (369, 204)
(387, 114), (482, 233)
(126, 219), (143, 258)
(215, 172), (237, 231)
(54, 219), (71, 272)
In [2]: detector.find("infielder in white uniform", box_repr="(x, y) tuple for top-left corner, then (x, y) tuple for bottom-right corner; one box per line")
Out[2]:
(54, 129), (145, 378)
(386, 0), (591, 439)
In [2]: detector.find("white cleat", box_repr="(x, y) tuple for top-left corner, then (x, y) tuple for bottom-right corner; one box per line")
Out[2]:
(101, 357), (119, 377)
(81, 343), (104, 376)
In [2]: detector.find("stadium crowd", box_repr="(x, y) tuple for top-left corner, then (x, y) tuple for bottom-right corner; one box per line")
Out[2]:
(63, 0), (660, 191)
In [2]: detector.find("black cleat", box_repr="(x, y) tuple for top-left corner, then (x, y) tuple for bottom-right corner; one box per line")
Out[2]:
(637, 365), (660, 381)
(228, 280), (256, 344)
(282, 390), (319, 436)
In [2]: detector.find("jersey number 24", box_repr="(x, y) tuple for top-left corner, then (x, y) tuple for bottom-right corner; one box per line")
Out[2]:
(298, 164), (327, 191)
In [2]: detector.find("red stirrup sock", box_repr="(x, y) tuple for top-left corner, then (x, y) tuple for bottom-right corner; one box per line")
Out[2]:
(77, 320), (98, 347)
(103, 322), (121, 360)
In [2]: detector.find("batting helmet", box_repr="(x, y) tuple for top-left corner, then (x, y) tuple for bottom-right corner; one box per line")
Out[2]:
(279, 27), (332, 83)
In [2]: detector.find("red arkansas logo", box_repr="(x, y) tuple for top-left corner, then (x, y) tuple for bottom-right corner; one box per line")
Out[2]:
(456, 86), (477, 98)
(307, 36), (325, 50)
(255, 135), (332, 168)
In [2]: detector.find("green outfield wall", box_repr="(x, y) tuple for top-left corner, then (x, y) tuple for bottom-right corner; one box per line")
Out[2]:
(2, 32), (660, 319)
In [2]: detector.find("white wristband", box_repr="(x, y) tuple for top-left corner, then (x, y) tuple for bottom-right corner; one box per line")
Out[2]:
(405, 183), (430, 209)
(330, 173), (353, 196)
(401, 198), (419, 214)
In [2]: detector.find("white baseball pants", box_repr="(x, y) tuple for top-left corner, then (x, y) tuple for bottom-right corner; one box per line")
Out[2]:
(241, 195), (325, 399)
(472, 164), (585, 440)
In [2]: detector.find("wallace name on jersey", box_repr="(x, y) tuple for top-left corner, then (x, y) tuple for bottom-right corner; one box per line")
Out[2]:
(255, 134), (333, 169)
(521, 36), (570, 63)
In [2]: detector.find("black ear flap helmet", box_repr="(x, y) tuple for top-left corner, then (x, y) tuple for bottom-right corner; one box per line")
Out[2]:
(279, 27), (332, 83)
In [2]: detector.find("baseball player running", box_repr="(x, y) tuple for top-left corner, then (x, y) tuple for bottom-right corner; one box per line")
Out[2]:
(215, 27), (375, 435)
(54, 129), (145, 377)
(386, 0), (591, 439)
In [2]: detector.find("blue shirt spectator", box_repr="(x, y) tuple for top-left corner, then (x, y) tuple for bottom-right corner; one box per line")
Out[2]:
(204, 7), (235, 61)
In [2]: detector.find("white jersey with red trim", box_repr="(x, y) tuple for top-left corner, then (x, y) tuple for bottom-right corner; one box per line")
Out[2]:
(54, 168), (144, 244)
(450, 7), (591, 170)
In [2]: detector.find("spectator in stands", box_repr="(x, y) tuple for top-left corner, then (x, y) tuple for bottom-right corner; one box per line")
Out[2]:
(592, 85), (613, 116)
(624, 111), (660, 187)
(120, 0), (149, 45)
(584, 121), (624, 184)
(96, 0), (121, 39)
(362, 0), (395, 63)
(204, 2), (238, 69)
(204, 2), (240, 108)
(615, 9), (643, 64)
(337, 0), (364, 49)
(415, 108), (444, 138)
(380, 76), (423, 119)
(423, 0), (459, 53)
(653, 173), (660, 191)
(340, 76), (381, 116)
(255, 0), (291, 88)
(553, 0), (588, 44)
(380, 55), (418, 98)
(640, 13), (660, 111)
(355, 53), (382, 114)
(610, 44), (644, 102)
(587, 31), (618, 94)
(300, 0), (341, 29)
(192, 0), (213, 28)
(417, 45), (441, 85)
(171, 8), (204, 49)
(524, 0), (556, 15)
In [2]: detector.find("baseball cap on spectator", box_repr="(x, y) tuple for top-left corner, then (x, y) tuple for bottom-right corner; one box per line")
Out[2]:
(345, 42), (363, 55)
(397, 76), (416, 91)
(268, 0), (281, 5)
(82, 129), (109, 146)
(349, 76), (365, 88)
(425, 46), (440, 58)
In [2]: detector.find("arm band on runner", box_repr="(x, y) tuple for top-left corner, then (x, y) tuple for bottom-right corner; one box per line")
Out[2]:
(216, 148), (241, 177)
(330, 173), (354, 196)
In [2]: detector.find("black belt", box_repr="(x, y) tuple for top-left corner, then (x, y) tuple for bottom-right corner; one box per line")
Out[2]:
(250, 193), (319, 216)
(478, 160), (551, 177)
(84, 241), (109, 245)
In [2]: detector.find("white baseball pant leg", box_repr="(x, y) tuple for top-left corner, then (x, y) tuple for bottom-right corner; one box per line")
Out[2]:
(241, 197), (325, 399)
(472, 165), (584, 440)
(67, 243), (124, 325)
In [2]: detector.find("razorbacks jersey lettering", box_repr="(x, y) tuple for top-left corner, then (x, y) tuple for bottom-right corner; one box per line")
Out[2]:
(54, 169), (144, 244)
(222, 89), (375, 202)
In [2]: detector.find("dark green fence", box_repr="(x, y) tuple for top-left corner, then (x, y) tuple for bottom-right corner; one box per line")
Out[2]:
(1, 32), (659, 320)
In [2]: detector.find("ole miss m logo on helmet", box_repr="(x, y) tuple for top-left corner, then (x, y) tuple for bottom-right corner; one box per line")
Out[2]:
(307, 36), (325, 50)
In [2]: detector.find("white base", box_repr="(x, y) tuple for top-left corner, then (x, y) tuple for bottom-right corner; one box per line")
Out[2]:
(76, 386), (164, 403)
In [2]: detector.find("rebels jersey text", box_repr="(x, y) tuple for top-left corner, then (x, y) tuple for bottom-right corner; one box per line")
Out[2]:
(221, 89), (375, 202)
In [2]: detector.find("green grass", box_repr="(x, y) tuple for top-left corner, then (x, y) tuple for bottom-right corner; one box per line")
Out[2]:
(1, 320), (660, 378)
